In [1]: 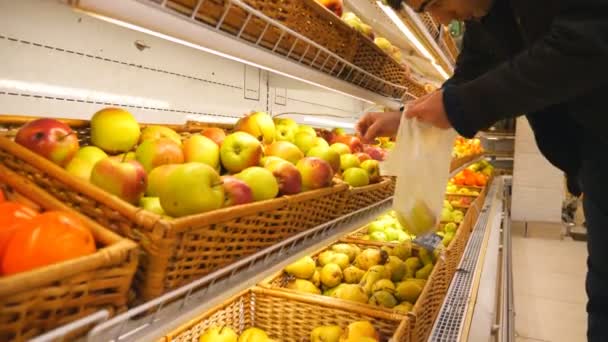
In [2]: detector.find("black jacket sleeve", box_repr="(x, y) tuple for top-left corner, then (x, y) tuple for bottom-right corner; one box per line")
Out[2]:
(447, 0), (608, 135)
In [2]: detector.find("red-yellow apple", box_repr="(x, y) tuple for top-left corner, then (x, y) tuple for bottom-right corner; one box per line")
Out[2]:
(146, 164), (179, 197)
(135, 138), (184, 173)
(235, 111), (276, 144)
(306, 146), (340, 173)
(274, 118), (299, 143)
(140, 126), (182, 146)
(330, 143), (351, 155)
(90, 107), (141, 153)
(332, 135), (363, 153)
(363, 145), (385, 161)
(296, 157), (333, 191)
(15, 118), (80, 167)
(315, 0), (343, 16)
(90, 157), (147, 205)
(65, 146), (108, 180)
(110, 151), (136, 162)
(355, 152), (372, 163)
(313, 137), (330, 149)
(221, 175), (254, 207)
(360, 159), (381, 183)
(265, 141), (303, 165)
(182, 134), (220, 170)
(235, 167), (279, 201)
(158, 163), (224, 217)
(340, 153), (361, 171)
(220, 132), (263, 173)
(264, 158), (302, 195)
(201, 127), (226, 146)
(343, 167), (370, 187)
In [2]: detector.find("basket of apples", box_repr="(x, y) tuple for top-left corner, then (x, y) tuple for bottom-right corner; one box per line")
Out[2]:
(0, 164), (138, 341)
(0, 110), (348, 302)
(260, 239), (448, 342)
(164, 287), (410, 341)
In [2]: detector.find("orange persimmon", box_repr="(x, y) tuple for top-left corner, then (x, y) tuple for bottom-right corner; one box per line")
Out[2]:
(0, 202), (38, 259)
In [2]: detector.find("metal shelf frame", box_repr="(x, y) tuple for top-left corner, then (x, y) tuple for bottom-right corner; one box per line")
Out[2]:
(71, 0), (414, 108)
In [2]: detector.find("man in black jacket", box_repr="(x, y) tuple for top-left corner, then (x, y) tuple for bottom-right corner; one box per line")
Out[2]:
(357, 0), (608, 340)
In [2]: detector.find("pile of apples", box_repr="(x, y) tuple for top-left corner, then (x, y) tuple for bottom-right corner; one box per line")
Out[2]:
(452, 137), (483, 159)
(0, 190), (96, 276)
(360, 211), (414, 243)
(342, 12), (374, 40)
(451, 160), (493, 187)
(199, 321), (381, 342)
(280, 242), (433, 314)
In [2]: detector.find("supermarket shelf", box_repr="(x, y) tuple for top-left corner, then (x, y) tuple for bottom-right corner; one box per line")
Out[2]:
(429, 176), (508, 341)
(449, 154), (486, 178)
(71, 0), (408, 109)
(478, 131), (516, 140)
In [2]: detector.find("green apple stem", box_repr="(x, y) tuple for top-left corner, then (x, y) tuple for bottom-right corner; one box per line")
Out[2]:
(59, 131), (77, 141)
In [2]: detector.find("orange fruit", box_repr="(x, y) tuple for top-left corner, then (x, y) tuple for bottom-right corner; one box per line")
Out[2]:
(0, 202), (38, 260)
(1, 211), (96, 275)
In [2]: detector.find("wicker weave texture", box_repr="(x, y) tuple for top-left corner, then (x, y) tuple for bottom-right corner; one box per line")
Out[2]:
(343, 178), (394, 214)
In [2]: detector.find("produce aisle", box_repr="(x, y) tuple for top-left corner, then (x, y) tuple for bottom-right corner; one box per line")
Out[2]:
(0, 1), (515, 341)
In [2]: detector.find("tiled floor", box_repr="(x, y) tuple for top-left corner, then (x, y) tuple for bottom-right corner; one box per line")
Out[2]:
(512, 222), (587, 342)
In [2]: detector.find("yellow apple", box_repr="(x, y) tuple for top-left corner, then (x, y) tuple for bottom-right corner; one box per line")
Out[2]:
(183, 134), (220, 170)
(235, 111), (276, 144)
(90, 107), (141, 153)
(235, 167), (279, 201)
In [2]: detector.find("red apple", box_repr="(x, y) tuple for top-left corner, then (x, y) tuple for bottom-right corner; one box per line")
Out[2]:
(90, 157), (147, 205)
(264, 158), (302, 195)
(364, 145), (386, 161)
(354, 152), (372, 163)
(265, 141), (304, 165)
(15, 118), (79, 167)
(221, 176), (254, 207)
(235, 111), (276, 144)
(332, 135), (363, 153)
(135, 138), (184, 173)
(220, 132), (263, 173)
(296, 157), (333, 191)
(306, 146), (340, 173)
(201, 127), (226, 146)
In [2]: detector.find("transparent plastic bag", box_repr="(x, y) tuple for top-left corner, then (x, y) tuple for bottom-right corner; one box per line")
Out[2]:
(381, 115), (457, 237)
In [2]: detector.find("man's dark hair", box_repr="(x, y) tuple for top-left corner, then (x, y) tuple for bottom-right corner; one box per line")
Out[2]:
(385, 0), (404, 10)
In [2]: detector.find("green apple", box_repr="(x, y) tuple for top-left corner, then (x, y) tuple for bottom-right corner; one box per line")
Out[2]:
(135, 138), (184, 173)
(340, 154), (361, 171)
(220, 132), (263, 173)
(342, 167), (369, 187)
(440, 208), (453, 222)
(273, 117), (298, 130)
(444, 222), (458, 233)
(182, 134), (219, 170)
(237, 327), (268, 342)
(158, 163), (224, 217)
(330, 142), (351, 155)
(235, 167), (279, 201)
(384, 227), (399, 241)
(367, 221), (386, 234)
(369, 231), (388, 242)
(139, 197), (166, 216)
(294, 131), (317, 154)
(199, 326), (238, 342)
(90, 107), (141, 153)
(90, 157), (147, 205)
(313, 137), (329, 149)
(235, 111), (276, 144)
(297, 125), (316, 136)
(146, 164), (179, 197)
(306, 146), (340, 173)
(360, 159), (381, 183)
(74, 146), (108, 164)
(140, 125), (182, 146)
(65, 146), (108, 181)
(264, 141), (303, 165)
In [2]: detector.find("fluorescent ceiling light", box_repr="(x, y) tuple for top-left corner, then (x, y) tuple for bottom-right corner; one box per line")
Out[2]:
(0, 79), (170, 108)
(303, 116), (355, 129)
(80, 9), (376, 104)
(376, 1), (450, 80)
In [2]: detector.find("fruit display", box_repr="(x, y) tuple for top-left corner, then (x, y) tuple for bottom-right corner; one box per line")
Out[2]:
(315, 0), (343, 17)
(342, 12), (374, 40)
(12, 110), (359, 219)
(450, 160), (493, 187)
(452, 137), (483, 159)
(198, 320), (381, 342)
(374, 37), (403, 62)
(271, 241), (435, 314)
(359, 211), (413, 243)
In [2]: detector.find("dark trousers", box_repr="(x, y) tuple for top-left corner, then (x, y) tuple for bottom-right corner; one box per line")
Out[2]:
(584, 195), (608, 342)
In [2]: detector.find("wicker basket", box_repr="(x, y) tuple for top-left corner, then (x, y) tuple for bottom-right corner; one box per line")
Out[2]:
(0, 164), (138, 341)
(0, 116), (349, 302)
(343, 177), (394, 214)
(164, 287), (410, 341)
(260, 240), (448, 342)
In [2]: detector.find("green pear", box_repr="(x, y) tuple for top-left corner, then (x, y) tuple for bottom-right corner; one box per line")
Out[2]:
(394, 302), (414, 314)
(395, 280), (423, 303)
(359, 265), (390, 295)
(320, 263), (343, 288)
(331, 243), (359, 262)
(310, 325), (343, 342)
(311, 268), (321, 287)
(404, 257), (422, 279)
(385, 256), (407, 283)
(238, 327), (268, 342)
(390, 243), (412, 261)
(343, 266), (365, 284)
(331, 284), (369, 304)
(444, 222), (458, 233)
(199, 326), (238, 342)
(286, 279), (320, 295)
(442, 232), (455, 246)
(317, 251), (335, 266)
(371, 279), (396, 293)
(354, 248), (388, 271)
(323, 283), (345, 297)
(418, 248), (434, 266)
(415, 264), (433, 280)
(318, 252), (350, 270)
(284, 256), (316, 279)
(369, 290), (398, 308)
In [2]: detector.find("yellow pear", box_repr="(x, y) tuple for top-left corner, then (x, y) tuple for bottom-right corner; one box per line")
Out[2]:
(311, 325), (343, 342)
(238, 327), (268, 342)
(286, 279), (320, 295)
(339, 321), (380, 341)
(284, 256), (316, 279)
(199, 326), (238, 342)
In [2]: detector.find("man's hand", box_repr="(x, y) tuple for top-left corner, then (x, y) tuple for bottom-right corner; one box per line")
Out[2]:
(405, 90), (452, 129)
(356, 111), (402, 143)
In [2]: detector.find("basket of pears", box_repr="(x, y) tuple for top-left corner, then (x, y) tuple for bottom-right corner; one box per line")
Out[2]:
(163, 287), (410, 342)
(260, 241), (448, 342)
